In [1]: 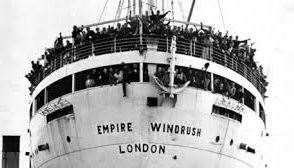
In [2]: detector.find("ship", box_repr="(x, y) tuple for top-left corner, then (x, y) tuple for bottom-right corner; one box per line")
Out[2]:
(26, 0), (268, 167)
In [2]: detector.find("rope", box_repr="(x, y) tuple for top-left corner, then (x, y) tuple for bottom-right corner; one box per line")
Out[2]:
(99, 0), (110, 22)
(217, 0), (226, 31)
(171, 0), (175, 21)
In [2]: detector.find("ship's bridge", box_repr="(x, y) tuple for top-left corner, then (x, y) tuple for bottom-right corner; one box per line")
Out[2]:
(27, 19), (267, 126)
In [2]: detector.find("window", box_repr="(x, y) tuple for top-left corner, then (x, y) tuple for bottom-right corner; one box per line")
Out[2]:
(143, 63), (152, 82)
(213, 74), (243, 102)
(259, 103), (266, 126)
(75, 69), (92, 91)
(35, 89), (45, 111)
(75, 63), (140, 91)
(244, 88), (256, 111)
(212, 105), (242, 122)
(46, 105), (73, 122)
(152, 64), (211, 90)
(186, 67), (211, 91)
(47, 75), (72, 102)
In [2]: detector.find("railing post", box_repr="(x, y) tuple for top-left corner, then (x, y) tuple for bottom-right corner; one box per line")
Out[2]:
(166, 37), (169, 52)
(62, 52), (65, 67)
(60, 54), (62, 68)
(73, 46), (76, 61)
(209, 45), (213, 61)
(190, 40), (192, 56)
(53, 56), (56, 71)
(114, 37), (117, 53)
(91, 42), (95, 57)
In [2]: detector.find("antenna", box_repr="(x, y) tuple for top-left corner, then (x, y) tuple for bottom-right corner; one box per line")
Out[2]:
(162, 0), (165, 13)
(187, 0), (196, 23)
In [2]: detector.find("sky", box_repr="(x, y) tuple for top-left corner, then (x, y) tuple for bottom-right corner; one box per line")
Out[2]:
(0, 0), (293, 167)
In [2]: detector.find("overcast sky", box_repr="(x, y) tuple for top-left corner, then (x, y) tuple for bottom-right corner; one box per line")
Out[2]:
(0, 0), (293, 167)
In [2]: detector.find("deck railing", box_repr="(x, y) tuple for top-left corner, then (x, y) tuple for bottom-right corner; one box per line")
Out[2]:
(36, 35), (266, 96)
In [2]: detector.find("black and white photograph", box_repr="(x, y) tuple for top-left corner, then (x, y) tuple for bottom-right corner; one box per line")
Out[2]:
(0, 0), (292, 167)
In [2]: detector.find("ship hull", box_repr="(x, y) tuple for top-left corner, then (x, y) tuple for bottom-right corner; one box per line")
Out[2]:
(30, 84), (264, 168)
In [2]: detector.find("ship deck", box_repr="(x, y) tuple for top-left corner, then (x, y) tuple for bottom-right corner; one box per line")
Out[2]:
(31, 34), (266, 96)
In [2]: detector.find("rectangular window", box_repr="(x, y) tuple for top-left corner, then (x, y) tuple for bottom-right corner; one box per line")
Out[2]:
(47, 75), (72, 102)
(75, 69), (92, 91)
(35, 89), (45, 111)
(143, 63), (152, 82)
(46, 105), (73, 122)
(212, 105), (242, 122)
(187, 68), (211, 91)
(153, 64), (211, 91)
(213, 74), (243, 103)
(244, 89), (256, 111)
(75, 63), (140, 91)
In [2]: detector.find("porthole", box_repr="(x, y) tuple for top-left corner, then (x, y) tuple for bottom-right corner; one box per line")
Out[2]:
(173, 155), (177, 160)
(215, 136), (220, 143)
(66, 136), (71, 143)
(230, 139), (234, 146)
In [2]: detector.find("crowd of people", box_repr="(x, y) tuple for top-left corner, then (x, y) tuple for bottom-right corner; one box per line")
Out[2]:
(26, 10), (267, 96)
(213, 75), (244, 102)
(77, 63), (139, 97)
(153, 65), (244, 102)
(154, 65), (211, 90)
(77, 63), (245, 102)
(25, 61), (43, 93)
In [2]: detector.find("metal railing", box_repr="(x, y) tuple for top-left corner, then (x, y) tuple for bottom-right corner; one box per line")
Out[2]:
(34, 35), (266, 96)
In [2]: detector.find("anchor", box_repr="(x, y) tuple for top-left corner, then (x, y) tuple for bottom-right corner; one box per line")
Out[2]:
(153, 36), (190, 106)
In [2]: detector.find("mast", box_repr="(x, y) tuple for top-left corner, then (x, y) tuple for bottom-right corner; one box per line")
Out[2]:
(169, 36), (177, 93)
(139, 0), (143, 49)
(127, 0), (131, 16)
(170, 0), (175, 20)
(162, 0), (165, 13)
(115, 0), (124, 20)
(133, 0), (136, 15)
(139, 0), (142, 16)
